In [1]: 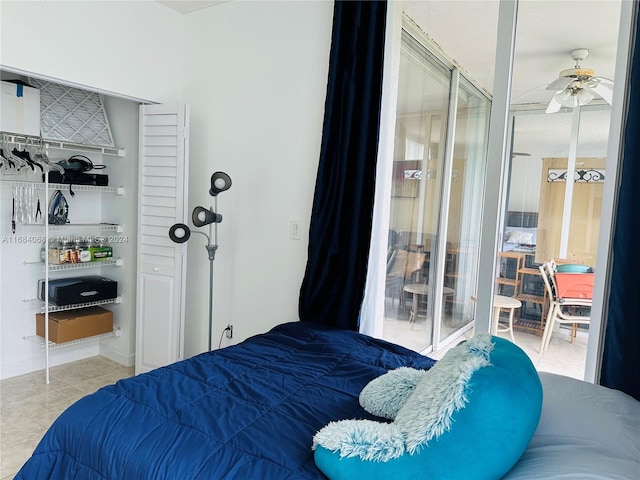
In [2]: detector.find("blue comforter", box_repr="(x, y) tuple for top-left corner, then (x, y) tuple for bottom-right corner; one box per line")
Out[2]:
(16, 321), (435, 479)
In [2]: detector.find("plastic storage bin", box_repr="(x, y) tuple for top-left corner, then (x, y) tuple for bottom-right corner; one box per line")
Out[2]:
(555, 272), (594, 299)
(555, 264), (592, 273)
(1, 81), (41, 136)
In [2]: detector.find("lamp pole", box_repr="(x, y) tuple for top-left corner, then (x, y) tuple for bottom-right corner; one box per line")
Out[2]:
(168, 171), (231, 353)
(205, 205), (218, 351)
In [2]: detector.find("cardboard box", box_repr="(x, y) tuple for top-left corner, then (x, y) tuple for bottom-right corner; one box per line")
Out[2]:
(36, 306), (113, 343)
(1, 81), (41, 136)
(555, 272), (595, 299)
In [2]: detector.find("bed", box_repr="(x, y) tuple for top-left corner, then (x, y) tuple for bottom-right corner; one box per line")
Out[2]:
(16, 321), (640, 479)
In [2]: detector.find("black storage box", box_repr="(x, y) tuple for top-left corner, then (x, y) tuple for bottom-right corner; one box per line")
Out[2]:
(38, 276), (118, 306)
(46, 170), (109, 186)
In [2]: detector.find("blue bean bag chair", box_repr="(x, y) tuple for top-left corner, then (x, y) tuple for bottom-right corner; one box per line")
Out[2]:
(312, 335), (542, 480)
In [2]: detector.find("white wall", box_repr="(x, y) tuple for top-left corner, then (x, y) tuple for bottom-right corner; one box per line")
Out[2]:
(181, 0), (333, 355)
(0, 0), (333, 375)
(0, 1), (183, 103)
(507, 156), (542, 213)
(0, 1), (183, 379)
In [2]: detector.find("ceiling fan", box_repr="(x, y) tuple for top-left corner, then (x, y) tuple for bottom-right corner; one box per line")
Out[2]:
(545, 48), (614, 113)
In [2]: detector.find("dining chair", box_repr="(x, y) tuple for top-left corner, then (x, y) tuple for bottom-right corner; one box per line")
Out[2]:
(538, 261), (591, 354)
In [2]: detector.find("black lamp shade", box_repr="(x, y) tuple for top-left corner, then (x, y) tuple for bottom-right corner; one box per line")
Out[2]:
(169, 223), (191, 243)
(209, 171), (232, 196)
(192, 206), (222, 227)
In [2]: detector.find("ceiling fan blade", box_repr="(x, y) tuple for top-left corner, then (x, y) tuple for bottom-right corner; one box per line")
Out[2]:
(587, 81), (613, 105)
(546, 76), (572, 91)
(545, 94), (563, 114)
(587, 82), (613, 104)
(593, 76), (614, 87)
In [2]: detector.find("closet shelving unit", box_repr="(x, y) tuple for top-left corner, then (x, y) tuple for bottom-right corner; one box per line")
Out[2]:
(25, 257), (123, 270)
(2, 133), (124, 156)
(0, 179), (123, 196)
(24, 328), (122, 351)
(1, 132), (125, 383)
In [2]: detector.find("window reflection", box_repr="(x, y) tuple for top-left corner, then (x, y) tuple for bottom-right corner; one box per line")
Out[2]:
(382, 32), (490, 352)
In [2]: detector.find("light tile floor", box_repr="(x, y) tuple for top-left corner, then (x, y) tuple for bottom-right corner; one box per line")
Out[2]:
(0, 356), (134, 479)
(384, 315), (588, 380)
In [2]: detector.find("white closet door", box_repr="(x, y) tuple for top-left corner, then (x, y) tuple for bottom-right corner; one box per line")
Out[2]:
(136, 104), (189, 374)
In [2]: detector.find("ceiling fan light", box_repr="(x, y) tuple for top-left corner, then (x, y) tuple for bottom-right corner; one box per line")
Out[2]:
(544, 49), (613, 113)
(554, 86), (595, 109)
(576, 89), (594, 106)
(555, 89), (577, 108)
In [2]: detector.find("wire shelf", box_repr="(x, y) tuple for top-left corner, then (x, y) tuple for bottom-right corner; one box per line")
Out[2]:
(20, 223), (124, 233)
(25, 296), (122, 313)
(45, 183), (123, 195)
(24, 258), (123, 270)
(24, 327), (122, 350)
(0, 179), (123, 194)
(44, 141), (123, 156)
(0, 133), (124, 157)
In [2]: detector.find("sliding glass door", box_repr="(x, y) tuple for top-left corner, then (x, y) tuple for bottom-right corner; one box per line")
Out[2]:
(438, 77), (490, 344)
(503, 105), (611, 366)
(382, 30), (489, 353)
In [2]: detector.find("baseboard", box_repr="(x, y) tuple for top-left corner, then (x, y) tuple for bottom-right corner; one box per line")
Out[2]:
(0, 343), (99, 380)
(99, 344), (135, 367)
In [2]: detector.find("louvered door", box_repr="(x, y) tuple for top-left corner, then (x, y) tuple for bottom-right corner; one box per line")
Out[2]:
(135, 104), (189, 374)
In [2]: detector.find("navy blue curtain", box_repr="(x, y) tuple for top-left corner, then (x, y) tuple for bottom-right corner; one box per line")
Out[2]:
(299, 0), (387, 330)
(601, 5), (640, 401)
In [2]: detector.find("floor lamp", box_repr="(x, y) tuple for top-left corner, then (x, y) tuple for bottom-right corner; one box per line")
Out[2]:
(169, 171), (232, 351)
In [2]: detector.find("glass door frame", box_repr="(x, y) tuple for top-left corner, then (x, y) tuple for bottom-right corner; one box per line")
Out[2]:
(430, 68), (459, 349)
(362, 15), (492, 355)
(365, 0), (633, 382)
(497, 1), (633, 383)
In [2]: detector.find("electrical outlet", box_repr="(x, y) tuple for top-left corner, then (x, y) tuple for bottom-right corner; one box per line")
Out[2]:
(225, 325), (233, 339)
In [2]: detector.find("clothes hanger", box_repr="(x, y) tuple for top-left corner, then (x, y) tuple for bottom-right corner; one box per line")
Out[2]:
(28, 137), (64, 174)
(12, 146), (43, 173)
(0, 135), (21, 169)
(0, 147), (15, 169)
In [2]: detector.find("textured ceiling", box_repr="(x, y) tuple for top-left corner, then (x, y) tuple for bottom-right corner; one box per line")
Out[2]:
(157, 1), (226, 14)
(156, 0), (622, 158)
(158, 0), (622, 108)
(402, 0), (622, 158)
(403, 0), (621, 106)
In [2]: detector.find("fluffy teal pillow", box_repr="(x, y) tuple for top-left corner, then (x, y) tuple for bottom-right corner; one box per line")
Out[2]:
(359, 366), (427, 420)
(313, 336), (542, 480)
